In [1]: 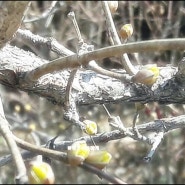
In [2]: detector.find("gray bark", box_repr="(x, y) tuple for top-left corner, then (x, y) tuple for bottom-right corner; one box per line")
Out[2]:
(0, 44), (184, 106)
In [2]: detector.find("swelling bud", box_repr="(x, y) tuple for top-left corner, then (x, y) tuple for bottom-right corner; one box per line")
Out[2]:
(107, 1), (118, 13)
(83, 120), (97, 135)
(119, 24), (133, 39)
(132, 64), (160, 86)
(85, 150), (112, 170)
(28, 161), (55, 184)
(67, 140), (90, 166)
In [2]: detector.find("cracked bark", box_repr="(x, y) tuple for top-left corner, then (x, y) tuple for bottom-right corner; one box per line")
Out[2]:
(0, 44), (184, 106)
(0, 1), (185, 184)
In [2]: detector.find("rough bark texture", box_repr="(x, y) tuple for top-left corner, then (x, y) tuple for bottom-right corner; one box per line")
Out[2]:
(0, 1), (184, 107)
(0, 44), (184, 106)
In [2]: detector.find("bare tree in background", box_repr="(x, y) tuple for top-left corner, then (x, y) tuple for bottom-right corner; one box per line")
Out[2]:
(0, 1), (185, 184)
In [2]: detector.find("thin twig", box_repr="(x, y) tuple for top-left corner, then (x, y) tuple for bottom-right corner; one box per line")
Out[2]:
(64, 11), (89, 130)
(102, 104), (111, 117)
(0, 96), (28, 184)
(23, 38), (185, 82)
(1, 114), (185, 169)
(23, 1), (58, 24)
(14, 135), (68, 162)
(68, 11), (83, 43)
(80, 163), (127, 184)
(101, 1), (137, 75)
(132, 111), (139, 129)
(132, 111), (148, 142)
(15, 29), (74, 57)
(16, 29), (131, 82)
(88, 60), (132, 82)
(68, 10), (130, 84)
(64, 69), (78, 109)
(54, 114), (185, 150)
(64, 11), (82, 111)
(13, 135), (127, 184)
(143, 131), (164, 162)
(63, 97), (84, 129)
(167, 1), (173, 21)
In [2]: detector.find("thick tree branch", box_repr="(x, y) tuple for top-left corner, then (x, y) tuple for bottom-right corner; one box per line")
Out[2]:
(0, 1), (30, 48)
(0, 42), (185, 105)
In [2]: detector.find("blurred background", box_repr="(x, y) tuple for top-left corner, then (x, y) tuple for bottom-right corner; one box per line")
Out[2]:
(0, 1), (185, 183)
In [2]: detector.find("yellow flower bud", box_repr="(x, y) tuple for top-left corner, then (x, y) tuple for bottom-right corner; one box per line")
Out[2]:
(83, 120), (97, 135)
(119, 24), (133, 39)
(85, 150), (112, 170)
(132, 64), (160, 86)
(28, 123), (36, 132)
(28, 161), (55, 184)
(67, 140), (90, 166)
(24, 103), (32, 112)
(107, 1), (118, 13)
(14, 104), (21, 113)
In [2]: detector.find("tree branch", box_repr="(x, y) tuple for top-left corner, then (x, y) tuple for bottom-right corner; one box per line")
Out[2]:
(22, 38), (185, 83)
(1, 114), (185, 165)
(14, 135), (126, 184)
(0, 96), (28, 184)
(0, 1), (30, 48)
(16, 29), (131, 82)
(0, 41), (185, 105)
(101, 1), (137, 75)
